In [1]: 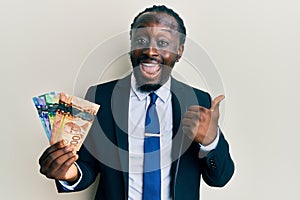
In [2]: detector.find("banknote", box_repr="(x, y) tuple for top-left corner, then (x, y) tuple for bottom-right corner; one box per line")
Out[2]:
(33, 92), (100, 151)
(49, 92), (71, 144)
(44, 92), (60, 130)
(51, 93), (100, 151)
(32, 97), (51, 140)
(32, 96), (52, 140)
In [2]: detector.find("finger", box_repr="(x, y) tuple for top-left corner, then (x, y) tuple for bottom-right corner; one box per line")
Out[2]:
(47, 154), (78, 180)
(210, 95), (225, 112)
(39, 140), (67, 165)
(184, 108), (211, 125)
(186, 108), (210, 119)
(188, 105), (211, 113)
(46, 151), (77, 175)
(183, 111), (200, 120)
(40, 145), (74, 174)
(182, 118), (194, 127)
(188, 105), (201, 112)
(55, 155), (79, 178)
(182, 126), (195, 139)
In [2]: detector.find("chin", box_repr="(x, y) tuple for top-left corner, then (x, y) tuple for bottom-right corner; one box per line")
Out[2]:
(134, 72), (161, 92)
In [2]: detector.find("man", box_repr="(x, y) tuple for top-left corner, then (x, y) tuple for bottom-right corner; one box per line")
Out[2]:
(39, 5), (234, 200)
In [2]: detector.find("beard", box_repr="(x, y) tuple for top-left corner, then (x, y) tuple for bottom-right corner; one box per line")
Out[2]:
(138, 83), (162, 92)
(134, 66), (171, 92)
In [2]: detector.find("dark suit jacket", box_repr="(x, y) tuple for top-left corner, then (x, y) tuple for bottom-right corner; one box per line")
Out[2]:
(57, 76), (234, 200)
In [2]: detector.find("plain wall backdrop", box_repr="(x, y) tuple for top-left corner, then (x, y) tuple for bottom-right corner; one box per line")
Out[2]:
(1, 0), (299, 199)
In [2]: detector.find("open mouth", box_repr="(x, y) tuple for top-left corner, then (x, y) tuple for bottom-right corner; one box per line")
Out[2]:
(140, 63), (161, 77)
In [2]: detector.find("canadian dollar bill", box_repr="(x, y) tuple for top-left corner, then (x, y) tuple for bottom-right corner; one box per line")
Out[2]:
(44, 92), (60, 130)
(32, 97), (51, 140)
(33, 92), (100, 151)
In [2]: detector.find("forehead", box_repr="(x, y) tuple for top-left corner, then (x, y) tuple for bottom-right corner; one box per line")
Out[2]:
(133, 12), (179, 31)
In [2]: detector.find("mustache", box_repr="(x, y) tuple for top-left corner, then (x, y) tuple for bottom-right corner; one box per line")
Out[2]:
(137, 55), (164, 65)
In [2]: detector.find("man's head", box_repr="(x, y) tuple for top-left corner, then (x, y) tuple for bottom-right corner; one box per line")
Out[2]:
(129, 5), (186, 92)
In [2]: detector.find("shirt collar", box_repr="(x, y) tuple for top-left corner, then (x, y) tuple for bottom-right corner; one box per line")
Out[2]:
(130, 73), (171, 103)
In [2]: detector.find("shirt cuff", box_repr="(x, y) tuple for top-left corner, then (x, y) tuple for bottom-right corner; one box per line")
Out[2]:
(58, 162), (82, 190)
(198, 129), (220, 158)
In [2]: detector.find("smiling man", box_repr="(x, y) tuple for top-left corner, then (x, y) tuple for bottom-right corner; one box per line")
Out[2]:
(39, 5), (234, 200)
(130, 12), (184, 92)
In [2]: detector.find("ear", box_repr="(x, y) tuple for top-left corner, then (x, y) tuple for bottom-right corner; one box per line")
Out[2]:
(176, 44), (184, 62)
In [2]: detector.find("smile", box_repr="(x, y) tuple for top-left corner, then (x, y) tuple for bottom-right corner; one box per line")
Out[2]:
(140, 63), (161, 77)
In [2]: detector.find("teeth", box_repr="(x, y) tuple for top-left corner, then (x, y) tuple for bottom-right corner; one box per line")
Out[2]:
(142, 63), (159, 67)
(141, 63), (160, 74)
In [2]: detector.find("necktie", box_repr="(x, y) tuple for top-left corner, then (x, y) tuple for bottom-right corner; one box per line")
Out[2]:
(142, 92), (161, 200)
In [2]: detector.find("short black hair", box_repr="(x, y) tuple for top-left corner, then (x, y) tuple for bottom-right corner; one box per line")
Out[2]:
(130, 5), (186, 45)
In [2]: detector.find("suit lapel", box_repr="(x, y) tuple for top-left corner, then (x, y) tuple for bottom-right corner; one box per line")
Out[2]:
(171, 79), (185, 140)
(111, 76), (131, 196)
(170, 78), (186, 198)
(170, 78), (200, 199)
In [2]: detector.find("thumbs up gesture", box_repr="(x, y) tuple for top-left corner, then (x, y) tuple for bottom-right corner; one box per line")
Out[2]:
(182, 95), (224, 145)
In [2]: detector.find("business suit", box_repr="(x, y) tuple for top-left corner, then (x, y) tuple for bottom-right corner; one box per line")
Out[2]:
(57, 75), (234, 200)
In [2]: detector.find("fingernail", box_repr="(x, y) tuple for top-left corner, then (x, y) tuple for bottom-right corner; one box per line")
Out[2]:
(62, 140), (67, 145)
(66, 145), (74, 151)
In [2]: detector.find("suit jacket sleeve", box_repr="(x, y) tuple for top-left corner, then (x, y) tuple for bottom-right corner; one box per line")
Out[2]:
(189, 85), (234, 187)
(200, 130), (235, 187)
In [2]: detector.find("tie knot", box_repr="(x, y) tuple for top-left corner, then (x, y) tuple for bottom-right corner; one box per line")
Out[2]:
(149, 93), (158, 104)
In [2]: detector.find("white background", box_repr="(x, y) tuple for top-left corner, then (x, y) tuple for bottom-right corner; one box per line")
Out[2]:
(1, 0), (299, 199)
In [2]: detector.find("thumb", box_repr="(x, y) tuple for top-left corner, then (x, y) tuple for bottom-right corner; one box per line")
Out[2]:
(210, 95), (225, 112)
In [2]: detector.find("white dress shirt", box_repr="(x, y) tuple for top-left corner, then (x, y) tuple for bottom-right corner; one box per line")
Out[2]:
(60, 74), (219, 199)
(128, 75), (173, 200)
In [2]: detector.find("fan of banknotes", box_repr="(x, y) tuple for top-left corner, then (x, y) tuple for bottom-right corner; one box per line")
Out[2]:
(32, 92), (100, 151)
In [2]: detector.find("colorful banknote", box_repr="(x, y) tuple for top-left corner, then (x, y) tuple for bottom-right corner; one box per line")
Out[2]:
(32, 96), (51, 140)
(44, 92), (60, 130)
(33, 92), (100, 151)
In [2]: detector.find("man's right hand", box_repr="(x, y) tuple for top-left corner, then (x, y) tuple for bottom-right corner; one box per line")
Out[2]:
(39, 140), (79, 182)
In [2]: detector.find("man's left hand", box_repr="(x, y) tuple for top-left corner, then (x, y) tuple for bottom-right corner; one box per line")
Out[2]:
(182, 95), (225, 145)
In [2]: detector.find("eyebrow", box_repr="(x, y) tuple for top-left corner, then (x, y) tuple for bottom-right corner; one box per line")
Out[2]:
(160, 28), (172, 33)
(134, 26), (174, 33)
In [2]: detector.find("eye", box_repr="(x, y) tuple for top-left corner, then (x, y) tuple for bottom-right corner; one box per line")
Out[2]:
(158, 40), (169, 48)
(135, 38), (148, 46)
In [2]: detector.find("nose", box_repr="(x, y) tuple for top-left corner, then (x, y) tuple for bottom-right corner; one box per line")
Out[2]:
(144, 46), (159, 57)
(143, 40), (159, 57)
